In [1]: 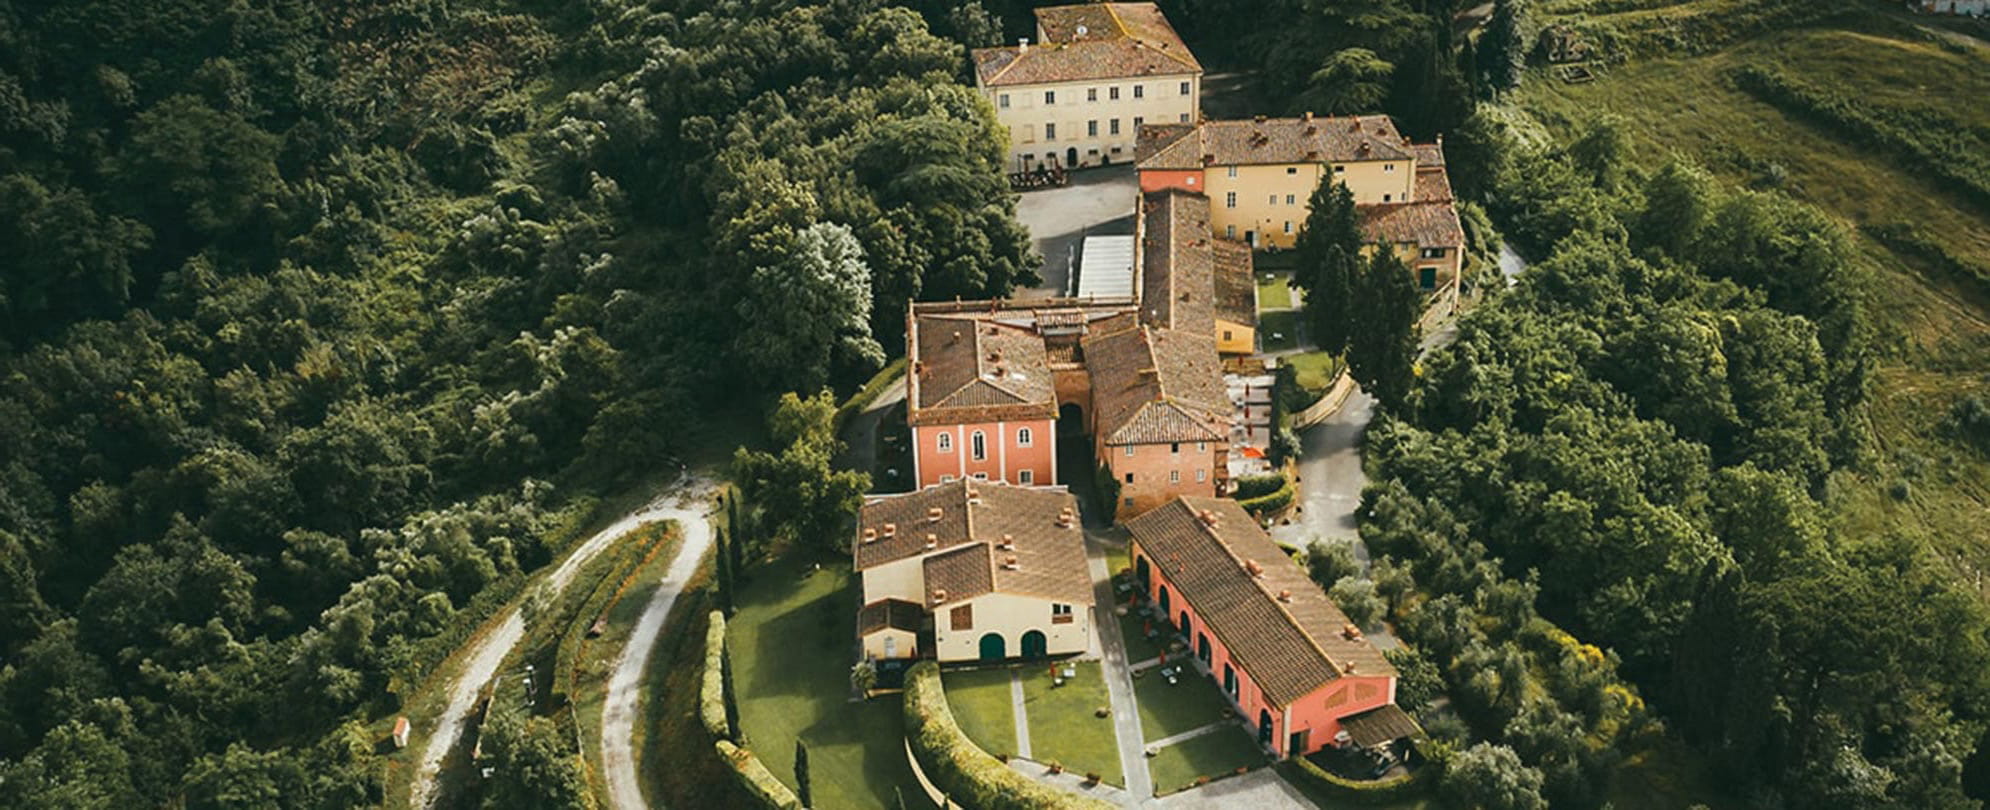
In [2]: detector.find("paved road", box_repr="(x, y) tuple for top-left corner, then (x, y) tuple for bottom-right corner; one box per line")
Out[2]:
(409, 478), (701, 809)
(833, 375), (907, 477)
(599, 476), (719, 810)
(1086, 532), (1155, 801)
(1013, 164), (1138, 297)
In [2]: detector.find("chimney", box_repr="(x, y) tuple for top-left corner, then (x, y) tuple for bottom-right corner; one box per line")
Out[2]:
(1304, 125), (1317, 136)
(1003, 555), (1020, 570)
(1301, 111), (1314, 122)
(925, 533), (938, 549)
(1253, 114), (1267, 123)
(928, 506), (944, 523)
(1139, 366), (1159, 377)
(1341, 661), (1357, 674)
(1278, 589), (1292, 602)
(1244, 559), (1263, 577)
(882, 523), (897, 538)
(1350, 118), (1362, 131)
(951, 330), (962, 343)
(1018, 37), (1030, 52)
(914, 360), (926, 375)
(998, 534), (1016, 550)
(1342, 624), (1362, 640)
(987, 349), (1002, 362)
(1198, 509), (1218, 526)
(862, 527), (878, 543)
(967, 488), (984, 505)
(933, 588), (948, 603)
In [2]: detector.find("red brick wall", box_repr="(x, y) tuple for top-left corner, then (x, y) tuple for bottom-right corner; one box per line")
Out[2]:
(1102, 440), (1220, 520)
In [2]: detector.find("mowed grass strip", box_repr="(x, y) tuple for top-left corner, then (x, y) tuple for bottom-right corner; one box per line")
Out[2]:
(729, 557), (929, 809)
(942, 668), (1019, 757)
(1132, 666), (1233, 742)
(1020, 662), (1123, 787)
(1147, 724), (1265, 796)
(1256, 274), (1294, 310)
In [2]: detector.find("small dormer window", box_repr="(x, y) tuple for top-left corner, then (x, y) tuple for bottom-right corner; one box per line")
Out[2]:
(1385, 163), (1396, 172)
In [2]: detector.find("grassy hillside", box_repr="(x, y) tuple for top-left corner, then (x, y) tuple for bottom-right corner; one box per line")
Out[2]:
(1514, 9), (1990, 600)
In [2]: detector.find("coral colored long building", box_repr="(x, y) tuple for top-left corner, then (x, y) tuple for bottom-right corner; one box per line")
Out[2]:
(1126, 497), (1419, 756)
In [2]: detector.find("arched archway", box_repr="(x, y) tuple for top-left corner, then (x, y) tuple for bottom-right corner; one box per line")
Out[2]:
(1179, 611), (1192, 638)
(1158, 585), (1171, 616)
(1066, 146), (1079, 167)
(978, 633), (1006, 662)
(1021, 630), (1048, 659)
(1223, 663), (1237, 697)
(1058, 403), (1086, 440)
(1197, 633), (1211, 665)
(1134, 555), (1151, 592)
(1258, 709), (1275, 748)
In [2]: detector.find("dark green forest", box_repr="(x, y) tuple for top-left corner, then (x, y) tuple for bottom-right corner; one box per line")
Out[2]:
(0, 0), (1033, 804)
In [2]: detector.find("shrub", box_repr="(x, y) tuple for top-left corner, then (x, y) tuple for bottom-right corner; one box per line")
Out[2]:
(902, 662), (1116, 810)
(1949, 394), (1990, 455)
(1285, 754), (1427, 805)
(1238, 482), (1294, 516)
(1329, 576), (1385, 630)
(1232, 473), (1288, 500)
(1307, 542), (1361, 588)
(715, 739), (804, 810)
(700, 610), (729, 740)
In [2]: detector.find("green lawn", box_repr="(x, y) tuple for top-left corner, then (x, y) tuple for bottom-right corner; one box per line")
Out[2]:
(1019, 662), (1123, 787)
(1258, 310), (1301, 353)
(1132, 665), (1235, 742)
(1118, 610), (1165, 665)
(729, 558), (928, 809)
(1256, 273), (1294, 311)
(1103, 541), (1131, 581)
(1284, 351), (1342, 399)
(1148, 725), (1267, 796)
(943, 668), (1018, 757)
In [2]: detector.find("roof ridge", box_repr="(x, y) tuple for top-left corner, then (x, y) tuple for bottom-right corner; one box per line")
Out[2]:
(1103, 2), (1132, 38)
(1192, 499), (1348, 680)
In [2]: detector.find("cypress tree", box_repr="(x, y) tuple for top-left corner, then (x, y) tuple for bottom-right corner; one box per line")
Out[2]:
(794, 739), (813, 808)
(715, 526), (736, 615)
(1345, 243), (1421, 410)
(1293, 179), (1365, 355)
(720, 638), (742, 742)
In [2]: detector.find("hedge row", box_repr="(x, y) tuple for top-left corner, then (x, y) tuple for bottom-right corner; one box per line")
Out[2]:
(1238, 481), (1295, 517)
(1232, 473), (1288, 500)
(1733, 64), (1990, 211)
(700, 610), (730, 741)
(715, 739), (804, 810)
(1862, 222), (1990, 301)
(902, 662), (1116, 810)
(832, 357), (910, 432)
(1285, 754), (1427, 806)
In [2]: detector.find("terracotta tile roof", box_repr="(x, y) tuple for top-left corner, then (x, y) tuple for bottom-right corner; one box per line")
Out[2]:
(1126, 497), (1395, 708)
(909, 311), (1059, 427)
(1414, 165), (1454, 203)
(1341, 703), (1422, 747)
(1082, 320), (1229, 445)
(855, 480), (1094, 610)
(1212, 239), (1257, 328)
(1140, 190), (1216, 335)
(857, 599), (926, 636)
(1136, 115), (1415, 169)
(924, 544), (996, 608)
(1359, 200), (1465, 250)
(1412, 142), (1445, 168)
(973, 3), (1201, 87)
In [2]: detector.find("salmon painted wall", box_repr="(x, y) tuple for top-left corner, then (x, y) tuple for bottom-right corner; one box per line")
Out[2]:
(1102, 440), (1221, 520)
(912, 418), (1056, 488)
(1139, 168), (1206, 194)
(1132, 539), (1397, 756)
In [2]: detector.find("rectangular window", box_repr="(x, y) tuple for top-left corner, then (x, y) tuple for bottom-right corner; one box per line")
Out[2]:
(1133, 116), (1144, 128)
(1225, 191), (1237, 208)
(1110, 118), (1120, 136)
(1284, 221), (1292, 234)
(1222, 330), (1233, 341)
(999, 93), (1010, 109)
(1227, 166), (1238, 178)
(1134, 84), (1145, 99)
(1333, 165), (1345, 174)
(1171, 442), (1181, 454)
(1110, 86), (1121, 100)
(1286, 194), (1296, 204)
(951, 604), (973, 630)
(1269, 194), (1277, 205)
(971, 431), (987, 461)
(1087, 87), (1098, 102)
(1045, 90), (1056, 105)
(1179, 80), (1191, 95)
(1196, 469), (1208, 482)
(1422, 247), (1445, 259)
(1019, 469), (1034, 485)
(1017, 427), (1033, 447)
(1287, 167), (1298, 175)
(1226, 224), (1237, 239)
(1179, 113), (1189, 122)
(1197, 442), (1207, 452)
(938, 433), (953, 452)
(1045, 123), (1056, 141)
(1124, 472), (1134, 483)
(941, 474), (955, 482)
(1052, 603), (1075, 624)
(1383, 194), (1392, 202)
(1087, 120), (1098, 137)
(1124, 445), (1135, 457)
(974, 472), (989, 480)
(1170, 469), (1181, 483)
(1385, 163), (1396, 172)
(1124, 497), (1135, 507)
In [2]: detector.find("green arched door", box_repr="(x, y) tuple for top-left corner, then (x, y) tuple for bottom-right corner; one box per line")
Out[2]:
(1021, 630), (1048, 659)
(978, 633), (1006, 661)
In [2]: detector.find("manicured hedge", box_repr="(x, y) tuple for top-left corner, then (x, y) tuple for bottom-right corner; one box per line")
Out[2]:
(1238, 482), (1295, 517)
(902, 662), (1116, 810)
(1285, 754), (1427, 806)
(1232, 473), (1288, 500)
(832, 357), (909, 432)
(716, 739), (804, 810)
(700, 610), (729, 741)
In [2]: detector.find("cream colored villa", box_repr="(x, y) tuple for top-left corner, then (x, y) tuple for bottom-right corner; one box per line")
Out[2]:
(971, 3), (1201, 172)
(854, 480), (1095, 662)
(1137, 114), (1465, 294)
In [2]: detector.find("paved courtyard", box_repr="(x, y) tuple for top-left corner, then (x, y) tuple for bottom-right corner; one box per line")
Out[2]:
(1014, 164), (1139, 298)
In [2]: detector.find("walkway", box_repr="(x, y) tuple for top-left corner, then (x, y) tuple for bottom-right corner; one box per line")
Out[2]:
(1153, 767), (1316, 810)
(1144, 720), (1233, 750)
(1011, 671), (1035, 760)
(599, 477), (720, 810)
(1087, 532), (1155, 801)
(832, 376), (906, 476)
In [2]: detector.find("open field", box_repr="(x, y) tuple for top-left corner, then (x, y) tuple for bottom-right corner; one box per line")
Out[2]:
(1514, 12), (1990, 601)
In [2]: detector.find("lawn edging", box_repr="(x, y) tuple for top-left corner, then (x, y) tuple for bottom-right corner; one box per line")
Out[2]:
(716, 739), (804, 810)
(904, 662), (1117, 810)
(1284, 752), (1429, 805)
